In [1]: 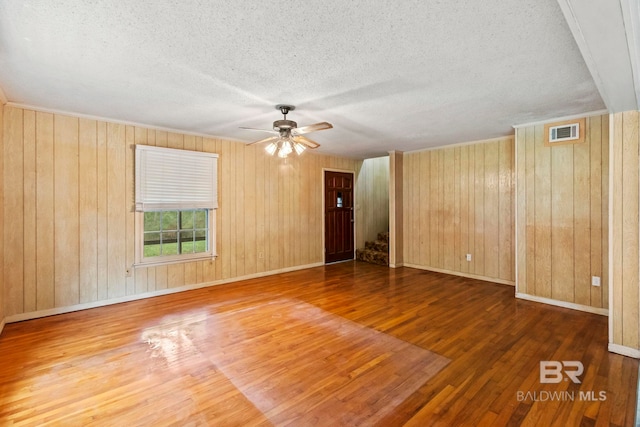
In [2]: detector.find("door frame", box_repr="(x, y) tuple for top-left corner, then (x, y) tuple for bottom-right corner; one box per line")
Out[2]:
(322, 168), (356, 264)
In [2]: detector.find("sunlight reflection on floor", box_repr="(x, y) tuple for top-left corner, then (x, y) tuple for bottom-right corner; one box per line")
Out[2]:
(142, 299), (449, 425)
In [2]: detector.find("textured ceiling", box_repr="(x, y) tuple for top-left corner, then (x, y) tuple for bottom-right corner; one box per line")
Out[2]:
(0, 1), (609, 158)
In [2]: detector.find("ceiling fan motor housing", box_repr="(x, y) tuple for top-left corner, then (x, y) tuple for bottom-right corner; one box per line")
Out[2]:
(273, 119), (297, 131)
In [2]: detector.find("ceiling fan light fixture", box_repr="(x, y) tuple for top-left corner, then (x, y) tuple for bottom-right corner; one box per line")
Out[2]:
(278, 139), (293, 158)
(265, 141), (278, 155)
(294, 141), (306, 155)
(242, 104), (331, 158)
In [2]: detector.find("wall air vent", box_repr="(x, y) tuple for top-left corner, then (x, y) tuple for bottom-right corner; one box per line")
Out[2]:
(544, 118), (586, 147)
(549, 123), (579, 142)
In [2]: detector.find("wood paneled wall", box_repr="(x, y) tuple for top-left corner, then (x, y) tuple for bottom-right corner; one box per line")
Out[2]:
(2, 106), (360, 318)
(355, 156), (389, 249)
(389, 152), (404, 267)
(402, 137), (514, 283)
(0, 103), (4, 330)
(611, 111), (639, 352)
(515, 115), (609, 310)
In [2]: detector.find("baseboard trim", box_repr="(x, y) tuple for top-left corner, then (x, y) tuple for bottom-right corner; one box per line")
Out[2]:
(403, 263), (515, 286)
(516, 293), (609, 316)
(608, 343), (640, 359)
(5, 262), (324, 324)
(389, 263), (404, 268)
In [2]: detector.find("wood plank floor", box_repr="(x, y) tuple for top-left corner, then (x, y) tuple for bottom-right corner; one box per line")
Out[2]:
(0, 262), (637, 426)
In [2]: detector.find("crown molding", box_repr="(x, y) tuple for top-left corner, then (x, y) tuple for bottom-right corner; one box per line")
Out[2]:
(403, 133), (514, 155)
(5, 101), (226, 141)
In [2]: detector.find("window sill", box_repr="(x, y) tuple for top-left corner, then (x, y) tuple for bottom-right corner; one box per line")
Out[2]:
(134, 253), (218, 268)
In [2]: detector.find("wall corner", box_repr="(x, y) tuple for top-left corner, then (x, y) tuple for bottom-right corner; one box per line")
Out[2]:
(388, 151), (403, 267)
(0, 100), (5, 334)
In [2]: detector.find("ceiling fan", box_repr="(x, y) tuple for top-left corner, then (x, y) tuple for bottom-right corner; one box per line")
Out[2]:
(241, 105), (333, 158)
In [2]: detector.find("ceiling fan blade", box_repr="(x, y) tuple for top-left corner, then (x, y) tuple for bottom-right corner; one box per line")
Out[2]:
(292, 122), (333, 135)
(246, 135), (279, 146)
(239, 126), (278, 134)
(293, 135), (320, 149)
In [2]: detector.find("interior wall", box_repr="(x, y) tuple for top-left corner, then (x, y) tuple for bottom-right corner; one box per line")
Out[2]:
(0, 104), (5, 332)
(610, 111), (639, 353)
(402, 137), (515, 283)
(389, 151), (404, 267)
(515, 115), (609, 310)
(2, 106), (361, 319)
(355, 156), (389, 248)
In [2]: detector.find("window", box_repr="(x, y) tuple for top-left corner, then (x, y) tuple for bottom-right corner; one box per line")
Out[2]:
(135, 145), (218, 266)
(143, 210), (209, 257)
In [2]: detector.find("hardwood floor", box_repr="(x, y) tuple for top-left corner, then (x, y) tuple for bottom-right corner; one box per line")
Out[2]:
(0, 262), (637, 426)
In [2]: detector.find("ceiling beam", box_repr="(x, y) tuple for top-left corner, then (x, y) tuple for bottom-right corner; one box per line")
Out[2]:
(620, 0), (640, 109)
(557, 0), (638, 112)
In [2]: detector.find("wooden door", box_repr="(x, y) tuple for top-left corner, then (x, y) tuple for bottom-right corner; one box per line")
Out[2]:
(325, 171), (354, 263)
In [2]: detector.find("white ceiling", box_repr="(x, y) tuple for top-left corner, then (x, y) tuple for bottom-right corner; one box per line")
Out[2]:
(0, 0), (636, 159)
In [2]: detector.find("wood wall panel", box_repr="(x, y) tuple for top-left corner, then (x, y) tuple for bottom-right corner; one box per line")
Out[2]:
(533, 124), (552, 298)
(0, 104), (4, 326)
(125, 126), (136, 296)
(523, 127), (535, 295)
(419, 153), (430, 265)
(610, 111), (640, 351)
(498, 140), (513, 281)
(516, 115), (609, 309)
(574, 123), (591, 306)
(621, 112), (639, 348)
(402, 137), (515, 283)
(78, 118), (98, 304)
(1, 106), (360, 318)
(54, 115), (80, 307)
(428, 151), (439, 267)
(589, 117), (603, 308)
(484, 142), (501, 279)
(4, 107), (23, 316)
(611, 114), (624, 345)
(467, 146), (475, 273)
(516, 128), (528, 294)
(35, 112), (55, 309)
(389, 152), (403, 266)
(133, 127), (148, 295)
(459, 147), (469, 274)
(106, 122), (126, 299)
(22, 110), (36, 313)
(473, 145), (485, 277)
(550, 143), (574, 302)
(244, 145), (256, 275)
(96, 121), (108, 301)
(443, 149), (455, 271)
(601, 120), (609, 309)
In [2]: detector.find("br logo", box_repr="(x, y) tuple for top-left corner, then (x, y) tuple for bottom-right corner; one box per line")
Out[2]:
(540, 361), (584, 384)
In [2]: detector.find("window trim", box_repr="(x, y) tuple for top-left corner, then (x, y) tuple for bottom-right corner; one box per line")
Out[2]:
(134, 209), (217, 267)
(134, 144), (219, 268)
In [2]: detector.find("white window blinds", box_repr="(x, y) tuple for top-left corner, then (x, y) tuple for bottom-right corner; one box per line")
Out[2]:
(135, 145), (218, 211)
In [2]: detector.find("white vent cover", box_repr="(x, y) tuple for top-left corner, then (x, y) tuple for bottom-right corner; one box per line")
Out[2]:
(548, 123), (579, 143)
